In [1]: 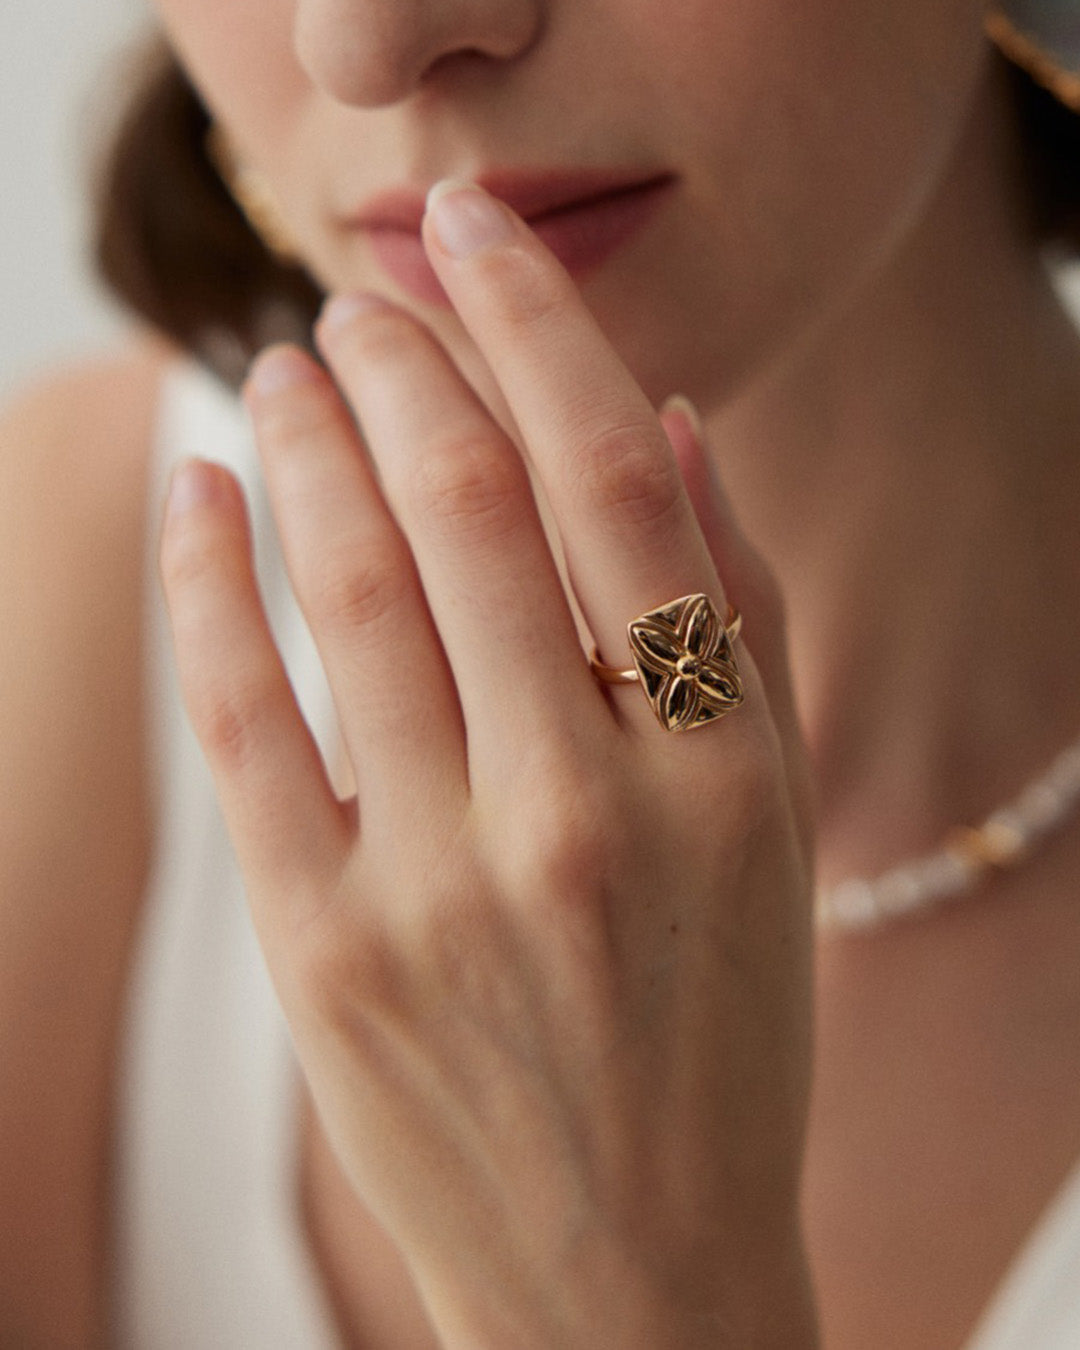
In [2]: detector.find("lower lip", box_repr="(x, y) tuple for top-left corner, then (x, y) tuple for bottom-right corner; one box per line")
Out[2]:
(365, 178), (674, 307)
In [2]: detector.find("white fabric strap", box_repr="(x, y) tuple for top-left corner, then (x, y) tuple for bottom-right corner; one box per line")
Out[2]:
(112, 362), (340, 1348)
(967, 1157), (1080, 1347)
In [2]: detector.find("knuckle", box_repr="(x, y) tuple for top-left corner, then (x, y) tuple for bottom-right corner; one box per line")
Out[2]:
(299, 857), (501, 1024)
(407, 435), (524, 543)
(502, 768), (620, 911)
(307, 539), (411, 635)
(569, 423), (684, 536)
(297, 910), (405, 1031)
(190, 676), (273, 773)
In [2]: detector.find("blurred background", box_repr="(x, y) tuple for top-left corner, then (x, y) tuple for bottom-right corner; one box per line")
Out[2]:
(2, 0), (151, 400)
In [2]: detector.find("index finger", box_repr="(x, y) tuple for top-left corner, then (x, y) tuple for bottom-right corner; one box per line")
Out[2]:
(420, 181), (725, 692)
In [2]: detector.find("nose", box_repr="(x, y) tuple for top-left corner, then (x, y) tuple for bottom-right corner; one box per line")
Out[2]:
(294, 0), (544, 106)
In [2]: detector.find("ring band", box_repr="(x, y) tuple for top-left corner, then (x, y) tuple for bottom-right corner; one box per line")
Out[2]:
(589, 593), (744, 732)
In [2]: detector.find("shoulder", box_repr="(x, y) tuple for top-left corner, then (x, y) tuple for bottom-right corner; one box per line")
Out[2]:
(0, 335), (176, 838)
(0, 331), (177, 766)
(0, 334), (176, 528)
(0, 334), (177, 671)
(0, 336), (178, 1346)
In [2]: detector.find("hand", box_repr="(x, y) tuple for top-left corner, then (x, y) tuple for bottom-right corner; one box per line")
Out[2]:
(160, 182), (817, 1349)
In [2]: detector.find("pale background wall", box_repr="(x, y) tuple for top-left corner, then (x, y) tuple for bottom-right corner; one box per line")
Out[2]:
(1, 0), (152, 401)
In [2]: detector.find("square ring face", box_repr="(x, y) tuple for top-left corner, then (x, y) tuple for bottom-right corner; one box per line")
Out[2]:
(627, 593), (744, 731)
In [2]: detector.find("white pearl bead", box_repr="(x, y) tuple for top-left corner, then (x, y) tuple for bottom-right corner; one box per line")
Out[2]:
(916, 850), (973, 897)
(818, 879), (878, 930)
(1016, 781), (1067, 833)
(873, 867), (930, 918)
(816, 730), (1080, 933)
(982, 807), (1028, 845)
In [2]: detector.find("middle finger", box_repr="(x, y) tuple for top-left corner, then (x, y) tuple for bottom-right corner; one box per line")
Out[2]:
(315, 294), (606, 773)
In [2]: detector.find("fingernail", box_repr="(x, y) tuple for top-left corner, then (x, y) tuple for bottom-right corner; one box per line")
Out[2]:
(318, 291), (394, 339)
(659, 393), (704, 443)
(425, 179), (515, 259)
(166, 458), (220, 518)
(245, 344), (320, 399)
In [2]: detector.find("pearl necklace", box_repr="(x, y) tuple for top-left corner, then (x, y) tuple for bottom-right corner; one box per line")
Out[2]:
(815, 738), (1080, 932)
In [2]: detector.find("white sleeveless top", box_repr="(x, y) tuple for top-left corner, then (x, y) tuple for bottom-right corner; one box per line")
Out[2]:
(113, 358), (1080, 1347)
(113, 360), (340, 1348)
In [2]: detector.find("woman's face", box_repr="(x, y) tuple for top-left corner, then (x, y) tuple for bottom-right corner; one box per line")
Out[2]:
(152, 0), (992, 405)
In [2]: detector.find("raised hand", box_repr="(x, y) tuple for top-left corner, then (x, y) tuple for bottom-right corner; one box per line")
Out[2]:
(160, 181), (817, 1349)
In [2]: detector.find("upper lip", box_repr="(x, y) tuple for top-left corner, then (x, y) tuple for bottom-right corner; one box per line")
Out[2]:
(346, 168), (675, 233)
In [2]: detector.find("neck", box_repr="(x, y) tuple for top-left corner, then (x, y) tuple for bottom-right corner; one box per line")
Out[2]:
(703, 69), (1080, 884)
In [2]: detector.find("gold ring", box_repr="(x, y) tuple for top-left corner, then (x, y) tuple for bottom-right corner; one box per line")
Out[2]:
(589, 593), (744, 732)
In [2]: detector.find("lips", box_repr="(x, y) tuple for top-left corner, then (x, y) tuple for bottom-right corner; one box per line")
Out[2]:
(348, 170), (675, 306)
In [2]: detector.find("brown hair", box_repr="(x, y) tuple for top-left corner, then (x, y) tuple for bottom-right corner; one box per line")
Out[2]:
(1008, 55), (1080, 246)
(92, 37), (322, 387)
(92, 37), (1080, 387)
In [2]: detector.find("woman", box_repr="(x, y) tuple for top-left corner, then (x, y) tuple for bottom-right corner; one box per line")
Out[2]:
(3, 0), (1080, 1345)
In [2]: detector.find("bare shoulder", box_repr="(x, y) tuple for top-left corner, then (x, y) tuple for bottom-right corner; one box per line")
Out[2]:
(0, 337), (177, 565)
(1, 335), (174, 504)
(0, 336), (177, 1347)
(0, 335), (175, 817)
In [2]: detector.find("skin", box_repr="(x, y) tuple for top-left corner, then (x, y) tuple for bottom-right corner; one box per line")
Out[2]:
(163, 198), (818, 1347)
(7, 0), (1080, 1344)
(157, 0), (991, 408)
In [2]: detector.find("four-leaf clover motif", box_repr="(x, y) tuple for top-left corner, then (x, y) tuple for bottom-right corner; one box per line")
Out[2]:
(627, 593), (744, 731)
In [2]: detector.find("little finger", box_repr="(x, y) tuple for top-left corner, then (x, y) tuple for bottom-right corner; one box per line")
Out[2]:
(160, 459), (350, 909)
